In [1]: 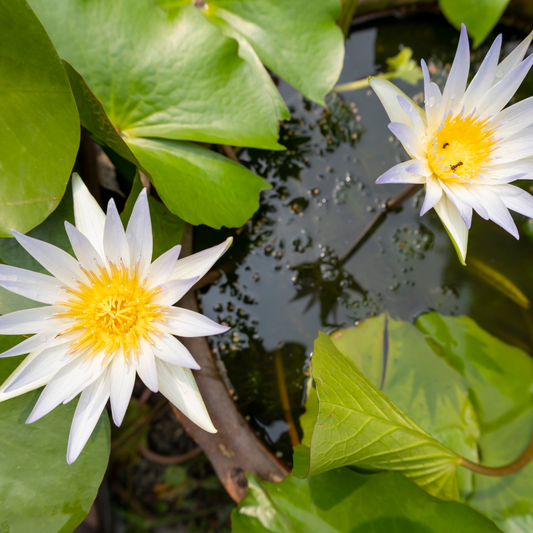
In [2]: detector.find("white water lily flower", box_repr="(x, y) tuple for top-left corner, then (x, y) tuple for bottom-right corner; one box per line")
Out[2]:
(0, 174), (232, 463)
(370, 25), (533, 263)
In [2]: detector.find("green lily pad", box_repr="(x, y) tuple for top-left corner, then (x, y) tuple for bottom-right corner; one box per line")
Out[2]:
(0, 336), (110, 533)
(232, 449), (501, 533)
(330, 313), (480, 493)
(0, 0), (79, 237)
(440, 0), (511, 48)
(306, 331), (461, 500)
(300, 313), (533, 531)
(416, 314), (533, 532)
(62, 61), (143, 171)
(205, 0), (344, 105)
(0, 183), (75, 275)
(126, 137), (271, 229)
(29, 0), (283, 150)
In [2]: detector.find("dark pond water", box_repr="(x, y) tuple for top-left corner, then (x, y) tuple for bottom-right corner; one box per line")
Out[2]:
(195, 13), (533, 461)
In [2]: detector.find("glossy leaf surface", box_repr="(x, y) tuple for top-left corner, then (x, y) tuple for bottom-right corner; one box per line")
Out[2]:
(127, 138), (271, 229)
(306, 331), (461, 500)
(232, 454), (501, 533)
(416, 314), (533, 532)
(62, 61), (143, 171)
(439, 0), (511, 47)
(206, 0), (344, 105)
(301, 313), (533, 532)
(29, 0), (283, 150)
(0, 0), (79, 237)
(0, 337), (110, 533)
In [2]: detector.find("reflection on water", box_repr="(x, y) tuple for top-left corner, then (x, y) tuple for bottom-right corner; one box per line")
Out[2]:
(195, 14), (533, 459)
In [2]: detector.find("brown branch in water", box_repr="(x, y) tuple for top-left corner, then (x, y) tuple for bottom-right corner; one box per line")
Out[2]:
(221, 145), (240, 163)
(138, 387), (152, 407)
(274, 350), (300, 448)
(139, 445), (202, 465)
(171, 225), (289, 503)
(339, 184), (423, 266)
(460, 433), (533, 476)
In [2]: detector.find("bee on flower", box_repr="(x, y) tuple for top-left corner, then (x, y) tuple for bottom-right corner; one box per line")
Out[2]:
(0, 174), (231, 463)
(371, 24), (533, 263)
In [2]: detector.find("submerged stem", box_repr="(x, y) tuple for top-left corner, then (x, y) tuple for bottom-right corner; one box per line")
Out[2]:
(339, 183), (423, 267)
(273, 349), (300, 448)
(460, 433), (533, 476)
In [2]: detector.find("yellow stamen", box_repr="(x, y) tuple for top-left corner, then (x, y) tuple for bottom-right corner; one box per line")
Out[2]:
(427, 112), (498, 183)
(56, 261), (163, 363)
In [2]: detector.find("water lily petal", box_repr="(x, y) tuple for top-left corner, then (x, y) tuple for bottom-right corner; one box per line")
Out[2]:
(478, 53), (533, 120)
(397, 96), (426, 143)
(492, 30), (533, 86)
(420, 175), (443, 216)
(0, 305), (66, 334)
(152, 277), (199, 306)
(137, 337), (159, 392)
(67, 371), (111, 464)
(0, 328), (80, 358)
(470, 185), (519, 238)
(441, 24), (470, 115)
(0, 350), (54, 401)
(149, 332), (200, 370)
(161, 307), (230, 337)
(72, 174), (106, 259)
(4, 338), (77, 393)
(434, 195), (468, 265)
(109, 349), (136, 427)
(146, 245), (182, 289)
(26, 351), (107, 424)
(156, 358), (216, 434)
(169, 238), (232, 282)
(126, 188), (153, 278)
(462, 34), (502, 114)
(388, 122), (426, 159)
(12, 231), (89, 288)
(440, 182), (473, 229)
(489, 184), (533, 218)
(64, 222), (105, 271)
(369, 77), (426, 127)
(376, 161), (427, 185)
(0, 264), (67, 304)
(103, 198), (130, 269)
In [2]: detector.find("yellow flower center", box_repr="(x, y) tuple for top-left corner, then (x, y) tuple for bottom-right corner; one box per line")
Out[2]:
(57, 261), (163, 363)
(427, 113), (497, 183)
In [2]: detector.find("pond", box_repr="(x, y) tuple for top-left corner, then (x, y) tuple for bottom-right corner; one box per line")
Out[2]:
(196, 12), (533, 463)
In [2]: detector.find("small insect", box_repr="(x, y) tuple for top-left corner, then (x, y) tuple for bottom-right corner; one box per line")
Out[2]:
(450, 161), (463, 171)
(442, 142), (450, 149)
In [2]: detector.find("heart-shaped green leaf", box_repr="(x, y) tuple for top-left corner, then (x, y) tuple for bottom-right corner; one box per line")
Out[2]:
(306, 331), (461, 500)
(232, 451), (501, 533)
(0, 336), (110, 533)
(127, 137), (271, 229)
(0, 0), (79, 237)
(205, 0), (344, 105)
(440, 0), (511, 48)
(416, 314), (533, 532)
(29, 0), (283, 150)
(301, 313), (533, 531)
(62, 61), (144, 171)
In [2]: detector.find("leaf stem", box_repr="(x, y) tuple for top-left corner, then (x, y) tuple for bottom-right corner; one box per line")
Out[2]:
(459, 433), (533, 476)
(334, 72), (395, 92)
(274, 349), (300, 448)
